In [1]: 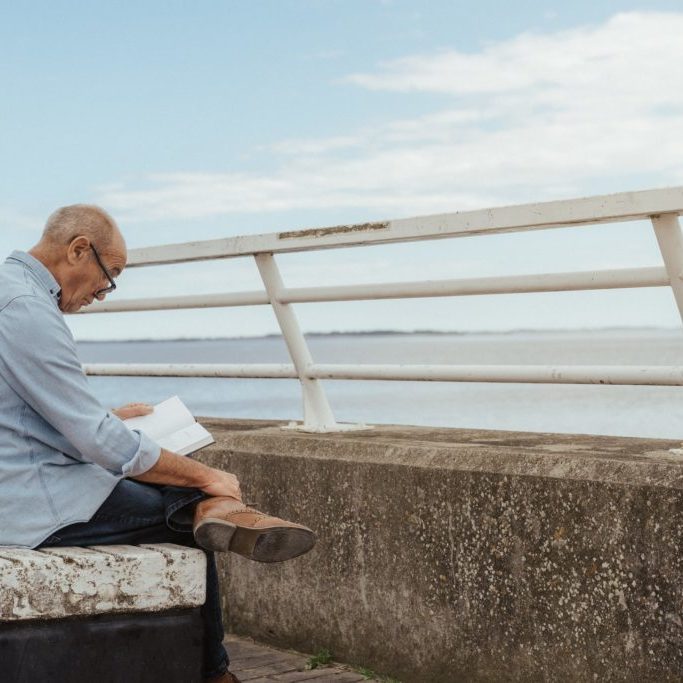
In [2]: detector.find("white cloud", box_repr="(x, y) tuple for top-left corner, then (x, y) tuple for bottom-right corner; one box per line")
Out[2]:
(0, 206), (42, 234)
(343, 12), (683, 96)
(267, 135), (362, 156)
(0, 207), (43, 259)
(97, 11), (683, 223)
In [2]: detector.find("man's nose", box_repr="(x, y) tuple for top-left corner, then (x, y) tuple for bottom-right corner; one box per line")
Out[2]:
(95, 291), (107, 302)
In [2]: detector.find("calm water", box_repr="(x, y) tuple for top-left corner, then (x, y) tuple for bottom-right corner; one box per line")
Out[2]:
(77, 330), (683, 439)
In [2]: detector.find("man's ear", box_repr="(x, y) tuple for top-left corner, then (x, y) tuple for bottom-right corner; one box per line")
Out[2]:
(66, 236), (90, 265)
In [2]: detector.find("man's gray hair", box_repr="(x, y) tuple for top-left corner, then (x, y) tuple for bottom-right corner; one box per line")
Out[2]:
(42, 205), (118, 249)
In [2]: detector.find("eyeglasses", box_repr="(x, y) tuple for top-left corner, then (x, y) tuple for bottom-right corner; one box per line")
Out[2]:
(90, 244), (117, 296)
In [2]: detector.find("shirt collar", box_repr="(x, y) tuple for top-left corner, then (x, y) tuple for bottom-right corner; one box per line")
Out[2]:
(6, 250), (62, 304)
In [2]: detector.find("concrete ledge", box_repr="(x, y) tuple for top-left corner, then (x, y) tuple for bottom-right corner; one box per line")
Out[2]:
(0, 543), (206, 621)
(197, 419), (683, 683)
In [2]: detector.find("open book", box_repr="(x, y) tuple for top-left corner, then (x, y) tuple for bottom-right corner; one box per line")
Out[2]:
(122, 396), (215, 456)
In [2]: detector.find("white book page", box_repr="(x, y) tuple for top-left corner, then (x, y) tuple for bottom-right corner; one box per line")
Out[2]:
(158, 422), (215, 456)
(122, 396), (196, 441)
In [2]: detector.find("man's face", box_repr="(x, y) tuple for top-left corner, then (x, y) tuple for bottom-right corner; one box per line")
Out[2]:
(58, 236), (127, 313)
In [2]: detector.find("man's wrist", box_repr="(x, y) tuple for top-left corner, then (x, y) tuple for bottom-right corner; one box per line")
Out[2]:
(184, 460), (214, 490)
(133, 448), (229, 494)
(154, 449), (214, 489)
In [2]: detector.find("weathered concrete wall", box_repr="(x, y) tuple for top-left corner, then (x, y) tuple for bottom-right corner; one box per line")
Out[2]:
(0, 544), (206, 621)
(197, 420), (683, 682)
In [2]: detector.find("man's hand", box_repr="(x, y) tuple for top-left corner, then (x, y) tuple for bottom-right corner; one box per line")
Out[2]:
(133, 449), (243, 501)
(112, 402), (154, 420)
(199, 469), (242, 500)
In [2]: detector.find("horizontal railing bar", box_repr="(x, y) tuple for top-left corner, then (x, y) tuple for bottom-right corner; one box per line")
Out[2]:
(282, 266), (669, 303)
(83, 362), (683, 386)
(80, 291), (269, 314)
(310, 364), (683, 385)
(126, 187), (683, 267)
(80, 266), (669, 314)
(84, 363), (298, 378)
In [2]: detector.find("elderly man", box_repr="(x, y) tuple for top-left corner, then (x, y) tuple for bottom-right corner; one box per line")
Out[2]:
(0, 205), (316, 683)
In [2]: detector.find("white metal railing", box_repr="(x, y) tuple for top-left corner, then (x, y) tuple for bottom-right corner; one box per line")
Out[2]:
(80, 187), (683, 433)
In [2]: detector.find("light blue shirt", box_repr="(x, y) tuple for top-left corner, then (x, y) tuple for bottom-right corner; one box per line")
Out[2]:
(0, 251), (161, 548)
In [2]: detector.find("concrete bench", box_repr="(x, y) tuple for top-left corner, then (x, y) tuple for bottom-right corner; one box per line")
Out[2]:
(0, 543), (207, 683)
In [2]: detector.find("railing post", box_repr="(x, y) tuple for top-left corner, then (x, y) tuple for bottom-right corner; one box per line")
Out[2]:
(254, 253), (369, 433)
(652, 213), (683, 321)
(651, 213), (683, 453)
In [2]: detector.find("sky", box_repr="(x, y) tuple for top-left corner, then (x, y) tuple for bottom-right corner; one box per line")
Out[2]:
(2, 0), (683, 340)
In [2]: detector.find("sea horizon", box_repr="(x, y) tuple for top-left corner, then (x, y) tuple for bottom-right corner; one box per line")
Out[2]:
(74, 325), (683, 344)
(78, 328), (683, 440)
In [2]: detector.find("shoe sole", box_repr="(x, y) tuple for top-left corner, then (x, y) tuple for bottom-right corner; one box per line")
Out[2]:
(194, 518), (316, 563)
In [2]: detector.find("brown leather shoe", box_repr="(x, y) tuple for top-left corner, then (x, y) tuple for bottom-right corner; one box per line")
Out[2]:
(193, 497), (316, 563)
(205, 671), (241, 682)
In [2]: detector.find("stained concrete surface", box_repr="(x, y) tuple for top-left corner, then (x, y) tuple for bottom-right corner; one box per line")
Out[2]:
(197, 421), (683, 682)
(0, 543), (205, 621)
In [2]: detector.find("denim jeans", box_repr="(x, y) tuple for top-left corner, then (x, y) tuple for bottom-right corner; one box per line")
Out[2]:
(39, 479), (229, 679)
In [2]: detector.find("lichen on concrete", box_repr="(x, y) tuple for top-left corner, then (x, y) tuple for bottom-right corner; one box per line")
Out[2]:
(197, 419), (683, 682)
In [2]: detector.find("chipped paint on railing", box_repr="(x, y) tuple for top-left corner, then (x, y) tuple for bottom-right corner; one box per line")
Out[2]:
(278, 220), (390, 240)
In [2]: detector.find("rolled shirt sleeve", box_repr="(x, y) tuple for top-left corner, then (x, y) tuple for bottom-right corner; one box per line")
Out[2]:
(0, 295), (161, 477)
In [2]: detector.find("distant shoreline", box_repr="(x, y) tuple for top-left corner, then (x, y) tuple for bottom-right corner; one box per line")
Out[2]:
(75, 326), (682, 343)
